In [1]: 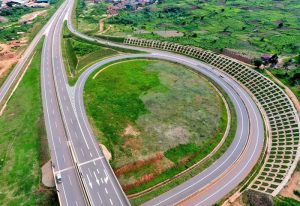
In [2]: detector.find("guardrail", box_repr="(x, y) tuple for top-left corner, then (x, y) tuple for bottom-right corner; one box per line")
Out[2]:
(124, 37), (300, 196)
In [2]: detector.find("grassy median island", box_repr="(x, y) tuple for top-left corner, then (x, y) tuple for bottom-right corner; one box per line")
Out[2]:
(61, 22), (142, 85)
(0, 39), (58, 205)
(84, 59), (229, 196)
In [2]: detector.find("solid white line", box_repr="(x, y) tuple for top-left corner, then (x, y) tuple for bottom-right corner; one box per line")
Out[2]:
(77, 156), (104, 167)
(195, 81), (261, 206)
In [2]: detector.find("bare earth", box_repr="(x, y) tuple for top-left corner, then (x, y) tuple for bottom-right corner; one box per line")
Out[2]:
(123, 124), (140, 137)
(0, 42), (25, 78)
(19, 10), (47, 24)
(280, 171), (300, 201)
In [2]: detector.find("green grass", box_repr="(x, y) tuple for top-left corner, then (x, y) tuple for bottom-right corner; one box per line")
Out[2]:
(61, 22), (140, 85)
(268, 67), (300, 101)
(274, 196), (300, 206)
(83, 59), (235, 200)
(77, 0), (300, 57)
(0, 39), (58, 206)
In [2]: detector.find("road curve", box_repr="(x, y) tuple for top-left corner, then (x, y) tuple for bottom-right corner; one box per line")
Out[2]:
(73, 53), (264, 206)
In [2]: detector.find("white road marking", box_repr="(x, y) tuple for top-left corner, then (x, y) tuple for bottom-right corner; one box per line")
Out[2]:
(68, 175), (72, 186)
(58, 136), (61, 144)
(97, 192), (103, 204)
(80, 148), (85, 157)
(62, 154), (66, 163)
(90, 152), (93, 157)
(100, 178), (103, 184)
(86, 174), (92, 188)
(74, 131), (78, 139)
(77, 156), (104, 167)
(94, 171), (100, 185)
(105, 187), (108, 194)
(109, 198), (113, 205)
(97, 169), (100, 174)
(88, 168), (92, 177)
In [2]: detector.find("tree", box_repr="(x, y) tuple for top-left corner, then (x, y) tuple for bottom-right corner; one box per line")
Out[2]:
(283, 62), (289, 75)
(269, 54), (279, 66)
(254, 59), (263, 69)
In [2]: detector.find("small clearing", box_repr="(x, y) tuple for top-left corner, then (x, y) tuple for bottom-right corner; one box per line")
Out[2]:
(19, 10), (48, 24)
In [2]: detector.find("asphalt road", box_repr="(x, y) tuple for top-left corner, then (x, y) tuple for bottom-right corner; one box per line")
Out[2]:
(0, 0), (265, 205)
(74, 53), (264, 206)
(42, 0), (130, 205)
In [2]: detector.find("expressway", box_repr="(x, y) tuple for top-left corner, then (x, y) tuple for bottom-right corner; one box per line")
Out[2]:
(0, 0), (265, 205)
(73, 52), (264, 206)
(42, 0), (129, 205)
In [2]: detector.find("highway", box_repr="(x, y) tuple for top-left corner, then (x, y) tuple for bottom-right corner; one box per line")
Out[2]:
(43, 0), (129, 205)
(73, 53), (264, 206)
(0, 0), (265, 205)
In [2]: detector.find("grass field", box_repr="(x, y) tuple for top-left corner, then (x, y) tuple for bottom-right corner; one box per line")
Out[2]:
(0, 40), (58, 206)
(83, 59), (229, 195)
(77, 0), (300, 57)
(61, 22), (143, 85)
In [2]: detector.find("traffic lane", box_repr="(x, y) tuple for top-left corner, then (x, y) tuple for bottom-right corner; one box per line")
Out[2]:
(56, 167), (86, 206)
(74, 54), (262, 206)
(52, 6), (129, 206)
(80, 158), (126, 206)
(51, 16), (101, 163)
(178, 91), (264, 206)
(42, 3), (87, 205)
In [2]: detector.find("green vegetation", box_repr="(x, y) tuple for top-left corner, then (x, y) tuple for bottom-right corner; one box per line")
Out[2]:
(61, 22), (120, 85)
(77, 0), (300, 56)
(75, 0), (109, 34)
(274, 196), (300, 206)
(268, 67), (300, 100)
(0, 0), (63, 42)
(61, 22), (143, 85)
(0, 39), (58, 205)
(83, 59), (236, 201)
